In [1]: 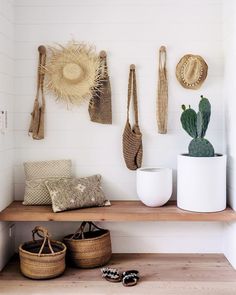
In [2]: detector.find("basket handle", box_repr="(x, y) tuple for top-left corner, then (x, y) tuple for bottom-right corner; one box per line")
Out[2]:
(32, 226), (54, 256)
(70, 222), (105, 240)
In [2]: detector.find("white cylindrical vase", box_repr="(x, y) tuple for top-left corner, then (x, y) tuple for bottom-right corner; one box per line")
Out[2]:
(177, 154), (227, 213)
(137, 167), (172, 207)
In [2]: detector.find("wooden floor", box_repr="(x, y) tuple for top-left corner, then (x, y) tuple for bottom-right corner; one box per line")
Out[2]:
(0, 254), (236, 294)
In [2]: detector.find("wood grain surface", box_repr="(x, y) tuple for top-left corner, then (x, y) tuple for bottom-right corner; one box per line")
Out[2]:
(0, 254), (236, 294)
(0, 201), (236, 222)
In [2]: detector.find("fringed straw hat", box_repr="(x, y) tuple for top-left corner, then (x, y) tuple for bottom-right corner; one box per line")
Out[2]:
(176, 54), (208, 90)
(44, 41), (101, 105)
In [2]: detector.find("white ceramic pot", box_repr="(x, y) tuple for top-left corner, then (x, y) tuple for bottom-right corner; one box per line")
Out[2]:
(136, 167), (173, 207)
(177, 154), (227, 212)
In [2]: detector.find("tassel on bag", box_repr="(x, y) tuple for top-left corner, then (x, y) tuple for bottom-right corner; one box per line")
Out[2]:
(122, 64), (143, 170)
(88, 50), (112, 124)
(29, 45), (46, 140)
(157, 46), (168, 134)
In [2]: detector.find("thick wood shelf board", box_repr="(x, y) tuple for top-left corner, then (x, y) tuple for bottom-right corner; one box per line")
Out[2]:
(1, 254), (236, 294)
(0, 201), (236, 222)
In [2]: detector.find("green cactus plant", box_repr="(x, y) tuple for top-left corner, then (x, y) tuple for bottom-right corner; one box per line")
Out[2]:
(180, 95), (215, 157)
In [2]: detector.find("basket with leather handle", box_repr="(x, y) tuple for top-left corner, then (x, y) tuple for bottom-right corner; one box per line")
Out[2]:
(63, 221), (112, 268)
(122, 64), (143, 170)
(19, 226), (66, 279)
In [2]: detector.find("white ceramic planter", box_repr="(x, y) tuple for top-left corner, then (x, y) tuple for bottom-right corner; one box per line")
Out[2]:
(136, 167), (172, 207)
(177, 154), (227, 212)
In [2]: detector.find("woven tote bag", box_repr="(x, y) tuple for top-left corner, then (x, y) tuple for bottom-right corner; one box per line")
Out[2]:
(88, 50), (112, 124)
(122, 64), (143, 170)
(29, 45), (46, 140)
(157, 46), (168, 134)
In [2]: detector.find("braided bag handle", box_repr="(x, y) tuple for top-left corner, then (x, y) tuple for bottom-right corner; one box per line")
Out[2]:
(157, 46), (168, 134)
(70, 221), (106, 240)
(32, 226), (54, 256)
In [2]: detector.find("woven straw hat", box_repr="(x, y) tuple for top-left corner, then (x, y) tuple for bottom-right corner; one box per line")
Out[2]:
(176, 54), (208, 90)
(45, 41), (100, 105)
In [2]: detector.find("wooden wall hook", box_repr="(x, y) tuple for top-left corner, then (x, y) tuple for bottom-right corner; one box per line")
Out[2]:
(99, 50), (107, 58)
(38, 45), (46, 55)
(130, 64), (135, 70)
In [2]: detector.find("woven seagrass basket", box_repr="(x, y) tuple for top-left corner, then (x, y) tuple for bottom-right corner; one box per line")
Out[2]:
(63, 221), (112, 269)
(19, 226), (67, 279)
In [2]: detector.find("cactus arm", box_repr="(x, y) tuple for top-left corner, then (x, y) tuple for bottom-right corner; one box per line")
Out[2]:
(196, 111), (203, 138)
(180, 108), (197, 138)
(199, 95), (211, 137)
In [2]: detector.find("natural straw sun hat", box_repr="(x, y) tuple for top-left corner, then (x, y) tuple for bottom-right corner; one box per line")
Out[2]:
(176, 54), (208, 90)
(44, 41), (101, 105)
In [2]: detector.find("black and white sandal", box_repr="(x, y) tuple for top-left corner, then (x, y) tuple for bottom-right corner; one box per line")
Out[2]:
(101, 267), (121, 283)
(122, 270), (140, 287)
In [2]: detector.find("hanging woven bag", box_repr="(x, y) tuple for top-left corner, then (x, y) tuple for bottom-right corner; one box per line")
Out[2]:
(157, 46), (168, 134)
(63, 221), (112, 268)
(19, 226), (66, 279)
(88, 50), (112, 124)
(28, 45), (46, 140)
(122, 64), (143, 170)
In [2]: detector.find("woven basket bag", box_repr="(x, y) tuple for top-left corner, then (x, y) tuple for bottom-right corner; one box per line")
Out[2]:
(63, 221), (112, 269)
(122, 64), (143, 170)
(19, 226), (66, 280)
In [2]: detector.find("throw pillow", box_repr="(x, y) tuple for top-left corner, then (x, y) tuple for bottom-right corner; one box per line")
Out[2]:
(23, 159), (72, 205)
(45, 174), (106, 212)
(24, 159), (72, 180)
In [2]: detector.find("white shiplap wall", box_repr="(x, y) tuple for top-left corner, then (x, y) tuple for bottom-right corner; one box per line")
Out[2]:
(0, 0), (15, 271)
(14, 0), (225, 253)
(223, 0), (236, 269)
(223, 0), (236, 211)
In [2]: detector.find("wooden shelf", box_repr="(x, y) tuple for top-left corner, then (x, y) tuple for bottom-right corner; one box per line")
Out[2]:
(0, 201), (236, 222)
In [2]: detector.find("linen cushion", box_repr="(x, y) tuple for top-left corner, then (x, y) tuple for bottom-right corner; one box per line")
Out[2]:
(24, 159), (72, 180)
(23, 159), (72, 205)
(45, 174), (106, 212)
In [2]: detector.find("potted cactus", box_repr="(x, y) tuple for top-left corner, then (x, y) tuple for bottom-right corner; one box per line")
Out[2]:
(177, 95), (226, 212)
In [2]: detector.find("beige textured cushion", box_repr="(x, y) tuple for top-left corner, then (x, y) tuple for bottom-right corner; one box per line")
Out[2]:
(23, 159), (72, 205)
(24, 159), (72, 180)
(45, 175), (106, 213)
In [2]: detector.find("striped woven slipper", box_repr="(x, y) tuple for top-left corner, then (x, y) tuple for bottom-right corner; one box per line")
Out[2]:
(101, 267), (121, 283)
(122, 270), (140, 287)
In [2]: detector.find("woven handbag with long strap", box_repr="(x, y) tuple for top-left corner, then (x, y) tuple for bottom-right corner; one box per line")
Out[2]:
(122, 64), (143, 170)
(29, 45), (46, 140)
(157, 46), (168, 134)
(88, 50), (112, 124)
